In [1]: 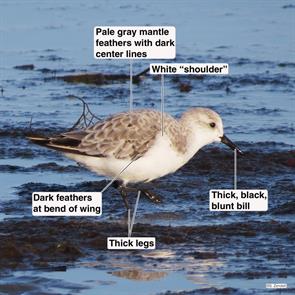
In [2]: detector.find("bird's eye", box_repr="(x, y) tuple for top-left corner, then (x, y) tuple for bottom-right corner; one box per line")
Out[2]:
(210, 122), (216, 128)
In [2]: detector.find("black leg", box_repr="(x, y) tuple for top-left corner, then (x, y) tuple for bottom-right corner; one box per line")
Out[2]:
(112, 181), (130, 209)
(118, 185), (130, 210)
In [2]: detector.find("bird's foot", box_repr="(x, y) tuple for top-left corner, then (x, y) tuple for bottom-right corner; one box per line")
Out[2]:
(112, 181), (162, 207)
(140, 189), (162, 204)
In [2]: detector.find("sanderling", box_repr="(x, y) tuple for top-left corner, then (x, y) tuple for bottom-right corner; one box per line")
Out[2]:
(27, 107), (242, 208)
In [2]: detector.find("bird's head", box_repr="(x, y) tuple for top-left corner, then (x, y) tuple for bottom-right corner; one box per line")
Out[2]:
(181, 107), (243, 154)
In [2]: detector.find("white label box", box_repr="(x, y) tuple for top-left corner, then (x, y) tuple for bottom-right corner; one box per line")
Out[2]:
(265, 283), (287, 289)
(94, 26), (176, 59)
(107, 237), (156, 250)
(209, 190), (268, 211)
(32, 192), (102, 216)
(150, 63), (229, 75)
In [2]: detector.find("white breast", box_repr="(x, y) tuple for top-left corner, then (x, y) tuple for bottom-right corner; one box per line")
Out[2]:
(121, 134), (189, 183)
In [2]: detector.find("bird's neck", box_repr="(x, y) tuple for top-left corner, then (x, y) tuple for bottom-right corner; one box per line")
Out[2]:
(183, 129), (209, 160)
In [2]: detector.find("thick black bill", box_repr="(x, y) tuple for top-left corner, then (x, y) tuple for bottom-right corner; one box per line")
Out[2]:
(220, 135), (243, 155)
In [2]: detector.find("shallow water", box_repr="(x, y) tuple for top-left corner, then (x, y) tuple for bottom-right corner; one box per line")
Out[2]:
(0, 0), (294, 294)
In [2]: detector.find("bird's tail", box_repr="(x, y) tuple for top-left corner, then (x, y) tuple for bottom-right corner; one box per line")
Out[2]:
(26, 131), (86, 155)
(26, 133), (50, 147)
